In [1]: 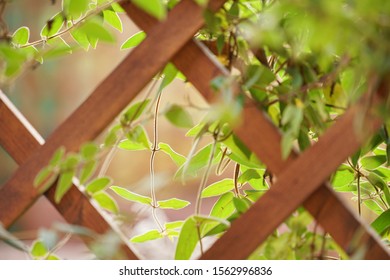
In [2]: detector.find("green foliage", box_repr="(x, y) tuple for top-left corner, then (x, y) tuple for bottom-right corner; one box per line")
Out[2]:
(7, 0), (390, 260)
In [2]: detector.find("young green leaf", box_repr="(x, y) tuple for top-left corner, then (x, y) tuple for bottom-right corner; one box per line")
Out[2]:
(55, 170), (75, 203)
(70, 27), (90, 50)
(80, 142), (99, 160)
(130, 229), (163, 243)
(223, 134), (261, 168)
(201, 179), (235, 198)
(202, 192), (235, 235)
(118, 140), (148, 151)
(41, 13), (64, 38)
(86, 177), (112, 194)
(121, 31), (146, 50)
(233, 197), (251, 214)
(110, 186), (152, 205)
(103, 10), (123, 32)
(165, 221), (184, 230)
(360, 155), (387, 170)
(12, 26), (30, 46)
(165, 104), (194, 128)
(158, 198), (190, 210)
(78, 19), (116, 43)
(244, 190), (264, 202)
(238, 169), (267, 190)
(132, 0), (166, 20)
(159, 142), (186, 166)
(371, 209), (390, 235)
(111, 2), (125, 13)
(79, 160), (97, 184)
(30, 240), (47, 258)
(34, 166), (56, 188)
(63, 0), (89, 19)
(93, 192), (119, 214)
(174, 216), (198, 260)
(125, 125), (151, 149)
(121, 99), (150, 124)
(175, 215), (229, 260)
(160, 63), (179, 90)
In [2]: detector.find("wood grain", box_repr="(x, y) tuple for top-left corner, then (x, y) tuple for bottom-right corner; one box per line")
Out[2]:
(0, 0), (226, 228)
(0, 91), (138, 259)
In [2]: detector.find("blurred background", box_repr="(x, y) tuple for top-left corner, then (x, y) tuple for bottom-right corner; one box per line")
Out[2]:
(0, 0), (221, 259)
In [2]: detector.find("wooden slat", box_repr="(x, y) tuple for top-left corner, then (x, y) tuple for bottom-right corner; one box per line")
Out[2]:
(0, 0), (227, 228)
(124, 4), (390, 259)
(202, 95), (389, 259)
(0, 91), (138, 259)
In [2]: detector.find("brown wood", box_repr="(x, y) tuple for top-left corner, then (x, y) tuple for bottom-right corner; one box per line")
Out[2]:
(125, 3), (390, 259)
(0, 91), (138, 259)
(0, 0), (227, 228)
(202, 100), (389, 259)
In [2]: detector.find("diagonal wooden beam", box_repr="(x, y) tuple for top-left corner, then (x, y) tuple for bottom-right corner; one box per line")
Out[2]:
(0, 0), (227, 228)
(124, 3), (390, 259)
(202, 93), (390, 259)
(0, 91), (138, 259)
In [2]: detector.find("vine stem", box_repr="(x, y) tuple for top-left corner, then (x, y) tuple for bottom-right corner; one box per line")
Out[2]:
(194, 131), (219, 257)
(150, 89), (164, 232)
(98, 78), (159, 177)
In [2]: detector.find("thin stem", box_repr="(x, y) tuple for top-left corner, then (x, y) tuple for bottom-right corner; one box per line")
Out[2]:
(233, 163), (240, 197)
(150, 90), (164, 232)
(98, 79), (159, 177)
(357, 168), (361, 216)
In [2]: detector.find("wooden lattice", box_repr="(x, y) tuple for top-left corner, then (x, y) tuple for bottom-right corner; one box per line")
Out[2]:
(0, 0), (389, 260)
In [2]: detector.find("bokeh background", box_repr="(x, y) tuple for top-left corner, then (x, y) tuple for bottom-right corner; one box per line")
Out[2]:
(0, 0), (220, 259)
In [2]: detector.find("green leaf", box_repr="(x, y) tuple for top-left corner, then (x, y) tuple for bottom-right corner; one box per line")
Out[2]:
(64, 0), (89, 19)
(55, 170), (75, 203)
(165, 104), (193, 128)
(202, 192), (235, 235)
(121, 31), (146, 50)
(165, 221), (184, 230)
(41, 13), (64, 38)
(132, 0), (166, 20)
(332, 168), (355, 190)
(176, 143), (221, 179)
(159, 142), (186, 166)
(121, 99), (150, 124)
(30, 240), (47, 258)
(160, 63), (179, 90)
(93, 191), (119, 214)
(44, 37), (73, 59)
(110, 186), (152, 205)
(194, 0), (209, 6)
(361, 155), (387, 170)
(79, 160), (97, 184)
(223, 134), (261, 168)
(158, 198), (190, 210)
(125, 125), (151, 149)
(104, 125), (121, 147)
(78, 18), (116, 43)
(244, 190), (264, 202)
(371, 209), (390, 235)
(80, 142), (99, 160)
(86, 177), (112, 194)
(118, 140), (148, 151)
(201, 179), (235, 198)
(38, 229), (58, 251)
(244, 64), (275, 89)
(130, 229), (163, 243)
(34, 166), (56, 188)
(175, 215), (229, 259)
(103, 10), (123, 32)
(186, 122), (208, 138)
(233, 197), (251, 214)
(12, 26), (30, 46)
(70, 26), (90, 50)
(111, 2), (125, 13)
(238, 169), (267, 190)
(48, 147), (65, 167)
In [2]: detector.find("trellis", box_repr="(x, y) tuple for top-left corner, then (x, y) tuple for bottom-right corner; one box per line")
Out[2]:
(0, 0), (389, 259)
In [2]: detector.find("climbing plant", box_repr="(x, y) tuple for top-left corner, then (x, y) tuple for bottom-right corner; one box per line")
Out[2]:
(0, 0), (390, 260)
